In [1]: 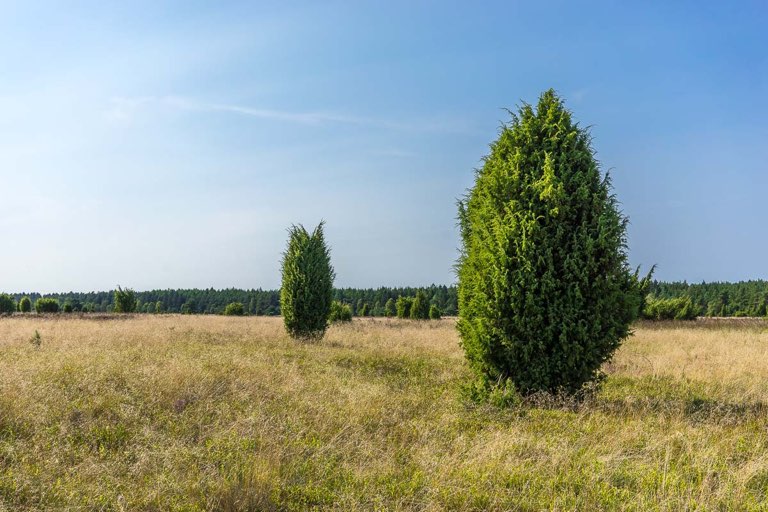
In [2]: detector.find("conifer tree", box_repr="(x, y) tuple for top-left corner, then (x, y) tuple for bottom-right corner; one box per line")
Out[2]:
(410, 290), (430, 320)
(457, 89), (647, 394)
(18, 296), (32, 313)
(280, 222), (335, 340)
(384, 298), (396, 317)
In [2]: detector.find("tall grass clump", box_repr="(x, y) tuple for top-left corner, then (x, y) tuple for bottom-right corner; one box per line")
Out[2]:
(457, 89), (648, 395)
(280, 222), (335, 340)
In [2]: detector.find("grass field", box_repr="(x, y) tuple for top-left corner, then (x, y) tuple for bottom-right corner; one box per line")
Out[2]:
(1, 316), (768, 511)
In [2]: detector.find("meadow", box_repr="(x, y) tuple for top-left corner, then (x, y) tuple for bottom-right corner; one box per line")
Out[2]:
(1, 315), (768, 511)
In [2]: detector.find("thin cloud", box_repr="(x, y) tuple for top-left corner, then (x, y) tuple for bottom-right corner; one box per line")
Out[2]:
(106, 96), (475, 134)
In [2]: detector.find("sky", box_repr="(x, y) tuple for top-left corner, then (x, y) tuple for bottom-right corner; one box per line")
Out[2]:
(1, 1), (766, 293)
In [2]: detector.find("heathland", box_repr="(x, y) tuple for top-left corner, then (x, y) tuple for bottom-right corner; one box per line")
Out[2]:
(1, 316), (768, 510)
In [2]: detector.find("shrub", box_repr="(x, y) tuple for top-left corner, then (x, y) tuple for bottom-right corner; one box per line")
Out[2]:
(410, 290), (430, 320)
(180, 302), (192, 315)
(457, 89), (648, 395)
(359, 303), (369, 317)
(62, 301), (73, 313)
(395, 296), (413, 319)
(224, 302), (245, 316)
(35, 298), (60, 313)
(113, 286), (137, 313)
(429, 304), (441, 320)
(0, 294), (16, 314)
(18, 296), (32, 313)
(155, 301), (164, 314)
(280, 222), (335, 340)
(643, 296), (698, 321)
(384, 298), (396, 317)
(329, 301), (352, 323)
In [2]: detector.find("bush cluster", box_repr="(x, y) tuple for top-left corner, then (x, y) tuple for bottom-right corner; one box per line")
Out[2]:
(329, 301), (352, 323)
(643, 296), (697, 320)
(223, 302), (245, 316)
(35, 298), (60, 313)
(0, 294), (16, 313)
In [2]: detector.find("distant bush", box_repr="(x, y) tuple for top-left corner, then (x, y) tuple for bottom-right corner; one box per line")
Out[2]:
(35, 298), (59, 313)
(113, 286), (137, 313)
(62, 301), (73, 313)
(359, 303), (369, 317)
(0, 294), (16, 314)
(395, 296), (413, 319)
(224, 302), (245, 316)
(329, 301), (352, 323)
(643, 296), (698, 321)
(155, 301), (164, 314)
(410, 290), (430, 320)
(180, 302), (192, 315)
(280, 222), (335, 340)
(429, 304), (441, 320)
(384, 298), (396, 317)
(18, 296), (32, 313)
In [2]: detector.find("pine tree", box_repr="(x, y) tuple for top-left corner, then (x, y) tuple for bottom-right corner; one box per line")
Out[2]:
(457, 89), (647, 395)
(280, 222), (335, 340)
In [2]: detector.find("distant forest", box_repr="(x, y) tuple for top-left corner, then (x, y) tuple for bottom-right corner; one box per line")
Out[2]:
(10, 285), (458, 316)
(647, 280), (768, 317)
(9, 280), (768, 317)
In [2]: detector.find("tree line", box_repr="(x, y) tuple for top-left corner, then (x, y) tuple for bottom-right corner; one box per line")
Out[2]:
(1, 284), (458, 316)
(3, 281), (767, 318)
(647, 280), (768, 317)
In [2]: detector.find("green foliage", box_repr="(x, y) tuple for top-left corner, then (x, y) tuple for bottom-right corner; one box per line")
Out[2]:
(223, 302), (245, 316)
(155, 301), (164, 314)
(384, 298), (396, 317)
(395, 296), (413, 319)
(18, 296), (32, 313)
(457, 89), (646, 395)
(429, 304), (441, 320)
(643, 295), (698, 320)
(0, 294), (16, 313)
(410, 290), (430, 320)
(180, 302), (192, 315)
(329, 301), (352, 323)
(359, 303), (369, 317)
(62, 301), (74, 313)
(280, 222), (335, 340)
(113, 286), (137, 313)
(35, 298), (59, 313)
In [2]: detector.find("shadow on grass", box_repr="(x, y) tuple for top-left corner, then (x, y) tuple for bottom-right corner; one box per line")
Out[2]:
(510, 376), (768, 425)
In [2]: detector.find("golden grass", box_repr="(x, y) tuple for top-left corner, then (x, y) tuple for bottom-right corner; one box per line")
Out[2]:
(1, 316), (768, 510)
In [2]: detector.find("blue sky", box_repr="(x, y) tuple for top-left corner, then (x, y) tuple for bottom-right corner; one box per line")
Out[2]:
(1, 1), (766, 292)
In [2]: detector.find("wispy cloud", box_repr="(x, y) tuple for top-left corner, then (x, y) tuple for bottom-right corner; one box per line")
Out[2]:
(106, 96), (475, 134)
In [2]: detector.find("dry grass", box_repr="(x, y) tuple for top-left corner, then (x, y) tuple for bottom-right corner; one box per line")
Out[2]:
(1, 316), (768, 510)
